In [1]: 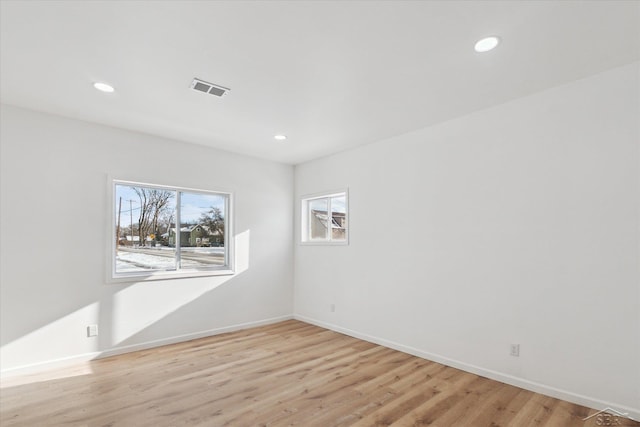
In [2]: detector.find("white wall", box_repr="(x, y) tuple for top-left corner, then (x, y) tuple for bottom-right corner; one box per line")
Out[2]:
(2, 62), (638, 417)
(0, 105), (294, 371)
(294, 62), (640, 417)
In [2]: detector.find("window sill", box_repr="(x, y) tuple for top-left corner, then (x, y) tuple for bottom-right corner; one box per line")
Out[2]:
(108, 268), (235, 284)
(300, 241), (349, 246)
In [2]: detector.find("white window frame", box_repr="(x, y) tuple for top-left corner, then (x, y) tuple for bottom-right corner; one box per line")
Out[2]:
(109, 179), (234, 282)
(300, 189), (349, 245)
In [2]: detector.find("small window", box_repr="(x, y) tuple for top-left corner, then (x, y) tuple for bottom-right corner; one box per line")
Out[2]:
(301, 190), (348, 244)
(112, 180), (232, 281)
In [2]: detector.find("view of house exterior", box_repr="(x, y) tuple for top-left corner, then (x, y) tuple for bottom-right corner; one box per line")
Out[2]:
(166, 224), (224, 247)
(310, 210), (346, 240)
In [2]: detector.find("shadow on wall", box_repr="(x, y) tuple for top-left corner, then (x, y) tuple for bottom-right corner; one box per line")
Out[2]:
(0, 230), (250, 372)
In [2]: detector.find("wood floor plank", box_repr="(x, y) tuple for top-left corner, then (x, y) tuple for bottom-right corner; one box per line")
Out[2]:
(349, 368), (475, 426)
(396, 374), (501, 426)
(542, 400), (592, 427)
(213, 346), (394, 425)
(506, 394), (559, 426)
(1, 320), (637, 427)
(461, 380), (523, 426)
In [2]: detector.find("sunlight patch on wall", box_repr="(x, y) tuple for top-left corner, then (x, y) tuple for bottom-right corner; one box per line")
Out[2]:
(0, 302), (100, 372)
(111, 230), (250, 345)
(111, 279), (231, 345)
(235, 229), (250, 274)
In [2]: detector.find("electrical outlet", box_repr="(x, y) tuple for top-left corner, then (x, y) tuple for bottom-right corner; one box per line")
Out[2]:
(330, 304), (336, 312)
(510, 344), (520, 357)
(87, 324), (99, 337)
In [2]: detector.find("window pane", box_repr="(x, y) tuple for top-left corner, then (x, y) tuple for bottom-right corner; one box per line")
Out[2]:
(330, 195), (347, 241)
(308, 198), (329, 240)
(179, 191), (227, 268)
(114, 184), (176, 273)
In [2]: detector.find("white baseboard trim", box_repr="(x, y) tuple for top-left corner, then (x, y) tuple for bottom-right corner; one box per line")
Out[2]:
(294, 314), (640, 421)
(0, 351), (101, 380)
(0, 314), (293, 379)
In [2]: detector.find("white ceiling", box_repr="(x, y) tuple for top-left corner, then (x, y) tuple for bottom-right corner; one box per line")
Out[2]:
(1, 1), (638, 165)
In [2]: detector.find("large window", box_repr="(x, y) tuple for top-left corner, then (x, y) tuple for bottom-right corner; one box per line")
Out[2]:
(301, 190), (348, 244)
(112, 180), (232, 280)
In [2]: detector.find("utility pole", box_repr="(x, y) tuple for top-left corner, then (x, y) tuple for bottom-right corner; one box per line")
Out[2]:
(130, 199), (134, 246)
(116, 196), (122, 248)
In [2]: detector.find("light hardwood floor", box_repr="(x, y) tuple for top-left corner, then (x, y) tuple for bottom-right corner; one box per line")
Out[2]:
(1, 320), (637, 426)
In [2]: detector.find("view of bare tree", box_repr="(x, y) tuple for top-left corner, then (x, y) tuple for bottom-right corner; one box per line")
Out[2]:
(150, 190), (174, 242)
(133, 187), (174, 245)
(199, 206), (225, 242)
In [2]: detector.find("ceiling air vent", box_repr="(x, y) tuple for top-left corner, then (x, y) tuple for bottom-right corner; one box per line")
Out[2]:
(190, 78), (230, 97)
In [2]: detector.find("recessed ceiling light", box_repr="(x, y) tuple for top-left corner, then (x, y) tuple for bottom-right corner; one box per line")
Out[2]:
(274, 135), (287, 141)
(93, 82), (115, 93)
(474, 36), (500, 53)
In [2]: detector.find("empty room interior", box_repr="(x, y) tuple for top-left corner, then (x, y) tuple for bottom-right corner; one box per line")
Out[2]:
(1, 1), (639, 426)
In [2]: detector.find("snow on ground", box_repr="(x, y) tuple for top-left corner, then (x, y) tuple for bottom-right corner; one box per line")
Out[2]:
(116, 251), (176, 272)
(116, 247), (223, 272)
